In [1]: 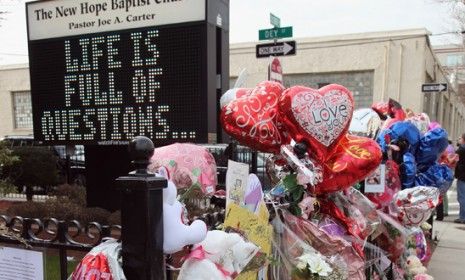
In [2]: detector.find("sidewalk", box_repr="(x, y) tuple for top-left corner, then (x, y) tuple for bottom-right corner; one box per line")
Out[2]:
(428, 184), (465, 280)
(428, 216), (465, 279)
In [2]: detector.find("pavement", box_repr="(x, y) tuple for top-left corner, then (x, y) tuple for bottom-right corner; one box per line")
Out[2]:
(428, 183), (465, 280)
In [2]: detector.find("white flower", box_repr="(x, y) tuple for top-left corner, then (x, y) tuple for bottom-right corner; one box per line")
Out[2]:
(421, 222), (432, 231)
(296, 252), (333, 277)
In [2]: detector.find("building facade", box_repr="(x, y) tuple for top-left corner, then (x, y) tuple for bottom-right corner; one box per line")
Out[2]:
(0, 64), (32, 139)
(230, 28), (465, 140)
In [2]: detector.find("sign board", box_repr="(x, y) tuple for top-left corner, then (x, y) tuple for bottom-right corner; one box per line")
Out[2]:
(226, 160), (249, 208)
(256, 41), (296, 58)
(0, 247), (44, 280)
(270, 13), (280, 28)
(422, 83), (448, 92)
(258, 26), (293, 41)
(269, 57), (283, 84)
(26, 0), (212, 145)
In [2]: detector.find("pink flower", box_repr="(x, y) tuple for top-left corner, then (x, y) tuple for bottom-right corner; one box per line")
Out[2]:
(172, 167), (194, 189)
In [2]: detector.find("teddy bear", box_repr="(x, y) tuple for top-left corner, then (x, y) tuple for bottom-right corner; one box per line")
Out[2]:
(157, 167), (208, 254)
(177, 230), (259, 280)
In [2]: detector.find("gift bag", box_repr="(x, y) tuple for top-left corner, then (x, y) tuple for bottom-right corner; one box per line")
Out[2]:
(69, 239), (125, 280)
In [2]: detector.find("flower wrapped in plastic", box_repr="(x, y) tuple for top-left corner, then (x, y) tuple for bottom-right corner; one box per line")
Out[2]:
(271, 208), (365, 280)
(406, 227), (428, 264)
(321, 188), (381, 241)
(372, 211), (408, 263)
(280, 144), (323, 188)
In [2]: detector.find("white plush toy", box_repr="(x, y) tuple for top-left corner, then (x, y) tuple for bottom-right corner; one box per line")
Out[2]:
(178, 230), (259, 280)
(157, 167), (208, 254)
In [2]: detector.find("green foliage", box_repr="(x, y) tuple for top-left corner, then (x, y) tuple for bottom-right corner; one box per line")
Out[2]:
(282, 174), (306, 216)
(0, 178), (17, 196)
(0, 141), (20, 195)
(0, 141), (19, 168)
(10, 146), (59, 187)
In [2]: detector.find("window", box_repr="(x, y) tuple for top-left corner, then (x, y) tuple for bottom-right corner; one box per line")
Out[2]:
(446, 54), (464, 67)
(12, 91), (33, 129)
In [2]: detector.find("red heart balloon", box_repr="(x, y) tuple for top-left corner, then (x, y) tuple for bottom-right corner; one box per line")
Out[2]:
(313, 134), (382, 194)
(221, 81), (287, 153)
(278, 84), (354, 161)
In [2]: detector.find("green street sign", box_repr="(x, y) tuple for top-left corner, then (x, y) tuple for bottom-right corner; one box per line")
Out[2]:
(270, 13), (280, 28)
(259, 26), (293, 40)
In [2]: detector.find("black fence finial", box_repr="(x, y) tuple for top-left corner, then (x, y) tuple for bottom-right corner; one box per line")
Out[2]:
(129, 136), (154, 175)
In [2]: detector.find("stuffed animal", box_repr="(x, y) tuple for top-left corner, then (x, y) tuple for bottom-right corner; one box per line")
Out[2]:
(157, 167), (208, 254)
(406, 255), (427, 275)
(178, 230), (259, 280)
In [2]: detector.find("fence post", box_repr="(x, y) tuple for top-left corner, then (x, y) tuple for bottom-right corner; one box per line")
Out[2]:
(116, 136), (167, 280)
(57, 221), (68, 280)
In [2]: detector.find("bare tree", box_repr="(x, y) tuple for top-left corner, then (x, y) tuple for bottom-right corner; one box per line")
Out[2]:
(433, 1), (465, 101)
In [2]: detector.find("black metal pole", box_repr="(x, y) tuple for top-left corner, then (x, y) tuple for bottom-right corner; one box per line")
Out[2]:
(66, 154), (71, 185)
(57, 221), (68, 280)
(116, 136), (167, 280)
(251, 151), (258, 174)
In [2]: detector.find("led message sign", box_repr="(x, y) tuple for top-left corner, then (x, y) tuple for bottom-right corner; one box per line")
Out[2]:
(27, 0), (209, 145)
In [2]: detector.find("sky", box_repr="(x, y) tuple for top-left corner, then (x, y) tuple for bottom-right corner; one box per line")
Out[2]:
(0, 0), (462, 65)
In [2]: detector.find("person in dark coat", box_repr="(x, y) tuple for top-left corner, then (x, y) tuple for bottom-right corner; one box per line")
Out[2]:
(455, 134), (465, 223)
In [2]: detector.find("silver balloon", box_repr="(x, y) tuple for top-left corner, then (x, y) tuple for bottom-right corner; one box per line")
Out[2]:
(349, 108), (382, 139)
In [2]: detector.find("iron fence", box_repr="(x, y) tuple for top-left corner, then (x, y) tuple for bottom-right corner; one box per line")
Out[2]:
(0, 208), (225, 280)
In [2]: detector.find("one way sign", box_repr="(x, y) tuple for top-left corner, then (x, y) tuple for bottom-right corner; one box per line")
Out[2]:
(422, 83), (448, 92)
(256, 41), (296, 58)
